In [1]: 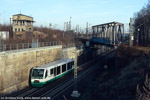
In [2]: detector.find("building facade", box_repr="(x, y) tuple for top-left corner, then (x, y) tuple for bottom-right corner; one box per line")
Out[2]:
(12, 14), (34, 39)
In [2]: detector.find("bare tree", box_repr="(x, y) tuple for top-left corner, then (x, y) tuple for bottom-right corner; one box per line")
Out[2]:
(133, 1), (150, 46)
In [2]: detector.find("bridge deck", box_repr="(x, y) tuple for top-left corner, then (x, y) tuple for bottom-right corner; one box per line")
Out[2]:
(92, 37), (119, 46)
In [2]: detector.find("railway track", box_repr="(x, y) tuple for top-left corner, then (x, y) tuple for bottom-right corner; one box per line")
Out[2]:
(7, 49), (114, 100)
(42, 59), (103, 100)
(43, 50), (115, 100)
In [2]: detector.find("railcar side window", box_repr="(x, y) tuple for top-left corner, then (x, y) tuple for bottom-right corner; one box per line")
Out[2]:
(62, 64), (66, 72)
(71, 61), (74, 66)
(67, 62), (71, 70)
(50, 69), (54, 75)
(57, 66), (60, 75)
(70, 62), (72, 69)
(67, 63), (69, 70)
(54, 68), (57, 76)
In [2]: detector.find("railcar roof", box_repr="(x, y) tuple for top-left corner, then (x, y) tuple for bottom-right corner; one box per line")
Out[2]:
(33, 58), (74, 69)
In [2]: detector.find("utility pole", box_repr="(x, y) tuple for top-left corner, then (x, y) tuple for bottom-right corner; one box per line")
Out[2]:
(89, 24), (91, 34)
(10, 17), (11, 27)
(80, 27), (81, 34)
(86, 22), (88, 38)
(129, 18), (134, 47)
(69, 17), (72, 31)
(76, 25), (79, 34)
(86, 22), (88, 34)
(66, 22), (68, 31)
(76, 25), (77, 34)
(10, 17), (12, 38)
(64, 22), (66, 32)
(137, 28), (140, 45)
(77, 25), (79, 34)
(78, 25), (79, 34)
(71, 48), (80, 98)
(69, 21), (71, 31)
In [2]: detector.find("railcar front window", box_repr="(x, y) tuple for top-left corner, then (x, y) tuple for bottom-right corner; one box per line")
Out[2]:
(32, 69), (44, 79)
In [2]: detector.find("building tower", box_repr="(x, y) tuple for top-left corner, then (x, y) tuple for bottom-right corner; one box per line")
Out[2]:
(12, 14), (34, 39)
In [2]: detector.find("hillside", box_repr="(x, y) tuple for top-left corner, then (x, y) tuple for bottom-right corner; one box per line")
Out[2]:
(79, 45), (150, 100)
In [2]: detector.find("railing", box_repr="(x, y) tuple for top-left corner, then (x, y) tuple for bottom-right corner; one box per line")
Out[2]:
(0, 41), (62, 52)
(62, 43), (75, 48)
(0, 41), (76, 52)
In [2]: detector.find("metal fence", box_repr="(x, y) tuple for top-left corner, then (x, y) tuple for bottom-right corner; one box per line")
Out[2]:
(0, 41), (62, 52)
(62, 43), (75, 48)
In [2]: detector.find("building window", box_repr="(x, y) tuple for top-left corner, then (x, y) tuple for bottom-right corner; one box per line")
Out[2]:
(29, 28), (32, 31)
(15, 28), (17, 32)
(14, 21), (18, 25)
(18, 28), (20, 32)
(22, 28), (24, 31)
(22, 21), (25, 25)
(20, 21), (22, 25)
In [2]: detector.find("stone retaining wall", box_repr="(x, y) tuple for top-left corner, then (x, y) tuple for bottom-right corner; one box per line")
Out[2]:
(0, 46), (63, 95)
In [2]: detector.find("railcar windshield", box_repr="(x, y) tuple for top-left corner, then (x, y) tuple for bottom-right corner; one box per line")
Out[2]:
(32, 69), (45, 79)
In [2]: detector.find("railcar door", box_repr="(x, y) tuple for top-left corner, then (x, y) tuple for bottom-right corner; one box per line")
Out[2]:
(44, 69), (53, 82)
(44, 69), (48, 81)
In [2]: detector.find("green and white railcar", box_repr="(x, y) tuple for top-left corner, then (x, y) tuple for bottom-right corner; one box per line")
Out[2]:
(31, 58), (74, 87)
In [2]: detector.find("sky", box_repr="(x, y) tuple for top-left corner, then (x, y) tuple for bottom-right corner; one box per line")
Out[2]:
(0, 0), (148, 30)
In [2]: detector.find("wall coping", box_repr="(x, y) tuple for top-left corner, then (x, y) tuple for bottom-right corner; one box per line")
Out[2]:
(0, 45), (62, 55)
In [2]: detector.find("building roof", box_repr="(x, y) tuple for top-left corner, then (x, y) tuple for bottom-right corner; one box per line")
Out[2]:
(13, 14), (34, 22)
(13, 14), (33, 18)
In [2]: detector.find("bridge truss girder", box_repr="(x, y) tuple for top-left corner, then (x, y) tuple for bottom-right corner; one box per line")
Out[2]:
(92, 22), (124, 45)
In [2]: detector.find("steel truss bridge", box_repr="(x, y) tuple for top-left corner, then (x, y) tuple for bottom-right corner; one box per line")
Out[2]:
(92, 22), (124, 46)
